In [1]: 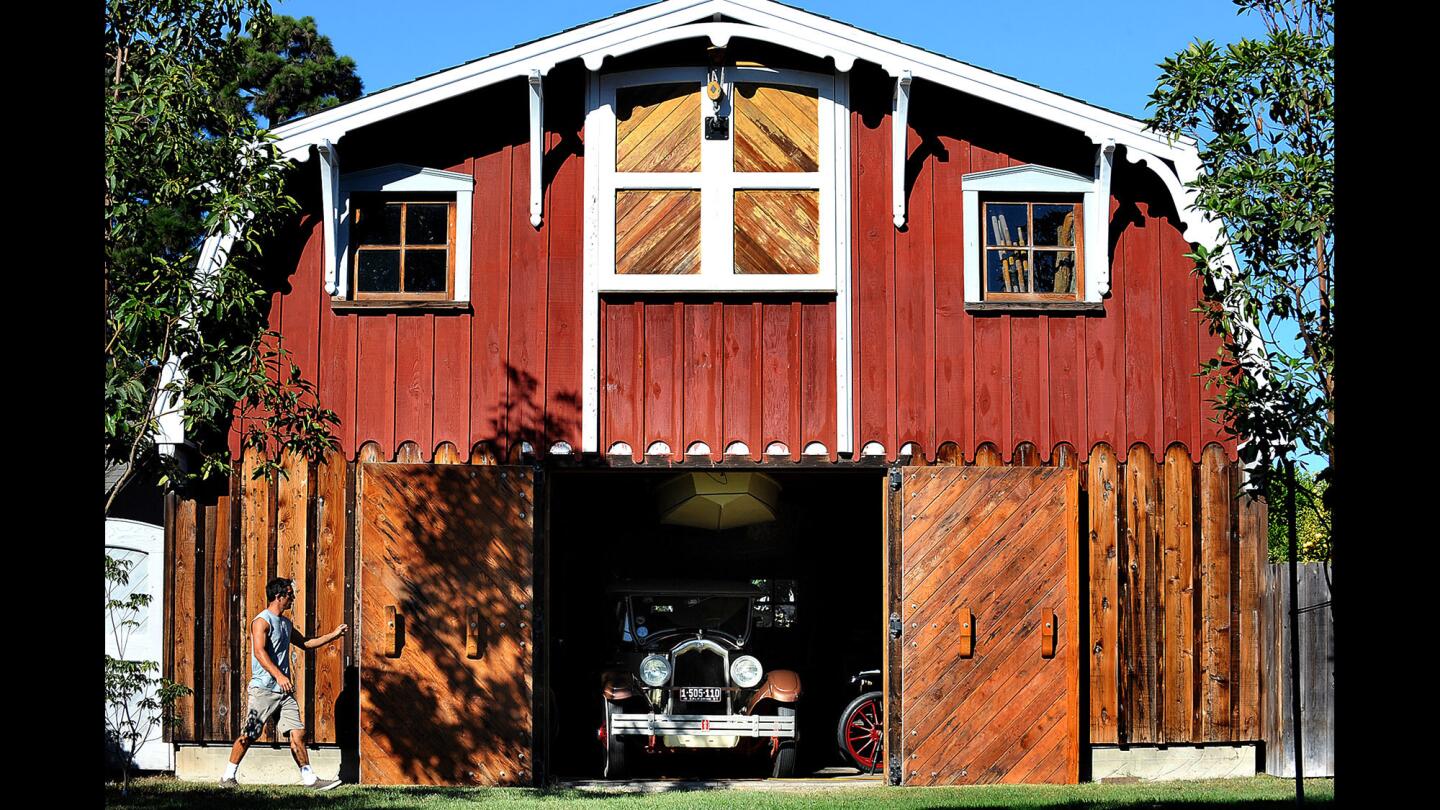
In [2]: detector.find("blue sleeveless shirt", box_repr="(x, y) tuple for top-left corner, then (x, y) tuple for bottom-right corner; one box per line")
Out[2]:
(249, 610), (292, 693)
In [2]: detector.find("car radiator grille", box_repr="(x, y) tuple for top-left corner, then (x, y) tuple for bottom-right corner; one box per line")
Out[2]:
(672, 649), (727, 714)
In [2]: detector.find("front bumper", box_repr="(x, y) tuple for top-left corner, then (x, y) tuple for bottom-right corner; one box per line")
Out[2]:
(611, 712), (796, 738)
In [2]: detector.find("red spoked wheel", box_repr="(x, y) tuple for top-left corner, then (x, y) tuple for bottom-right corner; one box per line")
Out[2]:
(836, 691), (884, 773)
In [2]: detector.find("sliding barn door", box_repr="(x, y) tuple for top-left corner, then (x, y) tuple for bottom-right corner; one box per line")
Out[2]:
(885, 466), (1079, 785)
(358, 464), (539, 786)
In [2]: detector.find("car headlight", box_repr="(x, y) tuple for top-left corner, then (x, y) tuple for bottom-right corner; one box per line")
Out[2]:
(639, 654), (671, 687)
(730, 655), (763, 688)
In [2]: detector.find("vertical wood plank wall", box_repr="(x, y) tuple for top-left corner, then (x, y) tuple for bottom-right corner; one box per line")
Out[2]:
(168, 440), (1262, 748)
(166, 447), (354, 745)
(1081, 442), (1263, 746)
(1262, 563), (1333, 777)
(247, 66), (1236, 469)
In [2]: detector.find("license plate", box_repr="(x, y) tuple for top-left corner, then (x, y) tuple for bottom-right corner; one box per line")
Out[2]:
(678, 687), (722, 702)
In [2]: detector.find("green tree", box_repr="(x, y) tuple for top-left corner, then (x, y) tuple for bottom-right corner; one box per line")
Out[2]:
(1146, 1), (1333, 536)
(105, 0), (339, 515)
(105, 553), (191, 794)
(1265, 464), (1330, 562)
(219, 14), (363, 126)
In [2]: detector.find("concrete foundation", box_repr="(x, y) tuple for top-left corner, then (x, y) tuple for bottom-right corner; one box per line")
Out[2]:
(1090, 744), (1258, 782)
(175, 744), (345, 784)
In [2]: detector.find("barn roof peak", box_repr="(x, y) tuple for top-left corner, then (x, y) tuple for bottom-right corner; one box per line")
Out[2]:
(269, 0), (1194, 165)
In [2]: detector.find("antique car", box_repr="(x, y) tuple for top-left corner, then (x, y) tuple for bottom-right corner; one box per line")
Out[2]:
(598, 580), (801, 778)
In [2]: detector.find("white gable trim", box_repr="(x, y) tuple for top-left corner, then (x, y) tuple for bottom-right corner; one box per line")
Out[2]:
(270, 0), (1193, 166)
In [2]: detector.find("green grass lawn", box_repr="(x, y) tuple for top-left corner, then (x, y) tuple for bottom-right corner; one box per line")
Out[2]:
(106, 775), (1332, 809)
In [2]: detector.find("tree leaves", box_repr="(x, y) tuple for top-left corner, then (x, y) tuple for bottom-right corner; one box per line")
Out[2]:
(105, 2), (344, 511)
(1147, 0), (1333, 521)
(217, 14), (363, 126)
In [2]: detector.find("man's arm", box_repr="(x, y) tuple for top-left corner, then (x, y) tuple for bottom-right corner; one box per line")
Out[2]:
(291, 623), (350, 651)
(251, 616), (293, 694)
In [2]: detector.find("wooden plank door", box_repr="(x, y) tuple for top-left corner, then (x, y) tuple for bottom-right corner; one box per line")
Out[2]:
(885, 466), (1079, 785)
(358, 464), (539, 786)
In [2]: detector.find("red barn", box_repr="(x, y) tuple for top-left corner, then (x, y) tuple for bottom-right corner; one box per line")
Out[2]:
(163, 0), (1266, 788)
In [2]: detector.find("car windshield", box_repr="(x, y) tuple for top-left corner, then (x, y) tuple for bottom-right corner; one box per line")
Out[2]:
(623, 594), (751, 642)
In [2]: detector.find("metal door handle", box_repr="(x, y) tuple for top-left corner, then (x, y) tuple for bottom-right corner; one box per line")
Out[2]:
(465, 607), (481, 658)
(1040, 610), (1057, 659)
(385, 605), (400, 657)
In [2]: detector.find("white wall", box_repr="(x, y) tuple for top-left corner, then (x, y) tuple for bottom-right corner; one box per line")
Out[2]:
(105, 519), (173, 772)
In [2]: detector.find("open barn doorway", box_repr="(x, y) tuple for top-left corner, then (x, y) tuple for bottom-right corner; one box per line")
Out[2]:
(546, 468), (884, 780)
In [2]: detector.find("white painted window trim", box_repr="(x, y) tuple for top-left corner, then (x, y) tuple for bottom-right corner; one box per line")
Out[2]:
(593, 66), (842, 293)
(333, 163), (474, 302)
(581, 66), (853, 454)
(961, 163), (1108, 304)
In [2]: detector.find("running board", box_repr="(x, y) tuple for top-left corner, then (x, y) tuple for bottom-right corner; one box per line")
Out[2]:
(612, 713), (796, 737)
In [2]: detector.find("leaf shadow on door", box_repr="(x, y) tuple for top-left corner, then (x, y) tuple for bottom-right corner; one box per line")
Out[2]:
(359, 453), (540, 785)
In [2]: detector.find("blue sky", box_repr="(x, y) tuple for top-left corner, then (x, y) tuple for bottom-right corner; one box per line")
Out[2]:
(273, 0), (1267, 122)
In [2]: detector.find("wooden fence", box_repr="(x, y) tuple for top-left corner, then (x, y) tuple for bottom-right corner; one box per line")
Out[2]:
(163, 448), (357, 745)
(1082, 443), (1265, 745)
(166, 440), (1263, 749)
(1262, 563), (1333, 777)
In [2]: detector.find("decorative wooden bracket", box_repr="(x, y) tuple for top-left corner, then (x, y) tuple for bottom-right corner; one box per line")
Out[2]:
(528, 69), (545, 228)
(317, 138), (341, 295)
(891, 70), (913, 228)
(1092, 138), (1115, 296)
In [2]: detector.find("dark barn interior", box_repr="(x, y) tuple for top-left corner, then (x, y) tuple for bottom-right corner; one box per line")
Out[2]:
(547, 468), (884, 778)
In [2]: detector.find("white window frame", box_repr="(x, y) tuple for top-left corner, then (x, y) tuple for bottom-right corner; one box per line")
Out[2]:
(961, 164), (1108, 304)
(334, 163), (473, 302)
(592, 66), (845, 293)
(581, 65), (854, 455)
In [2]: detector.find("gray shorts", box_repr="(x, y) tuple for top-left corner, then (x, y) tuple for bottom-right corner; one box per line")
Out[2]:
(242, 685), (303, 740)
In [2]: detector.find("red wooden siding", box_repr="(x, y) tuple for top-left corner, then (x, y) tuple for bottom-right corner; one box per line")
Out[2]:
(255, 65), (1235, 465)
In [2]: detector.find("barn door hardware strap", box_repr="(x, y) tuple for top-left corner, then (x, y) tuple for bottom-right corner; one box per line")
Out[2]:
(888, 467), (903, 491)
(888, 754), (901, 785)
(889, 612), (903, 640)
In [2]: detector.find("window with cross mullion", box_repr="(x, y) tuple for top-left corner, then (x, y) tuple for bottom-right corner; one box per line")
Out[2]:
(598, 65), (840, 292)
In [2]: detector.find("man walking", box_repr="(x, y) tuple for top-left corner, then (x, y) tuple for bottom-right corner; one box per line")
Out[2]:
(220, 577), (348, 789)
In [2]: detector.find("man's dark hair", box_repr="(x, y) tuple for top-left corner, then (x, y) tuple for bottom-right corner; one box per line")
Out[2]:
(266, 577), (295, 602)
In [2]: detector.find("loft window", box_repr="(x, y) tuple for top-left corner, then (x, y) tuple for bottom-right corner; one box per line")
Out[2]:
(594, 66), (846, 292)
(333, 164), (474, 305)
(351, 196), (456, 299)
(982, 200), (1083, 300)
(962, 164), (1107, 308)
